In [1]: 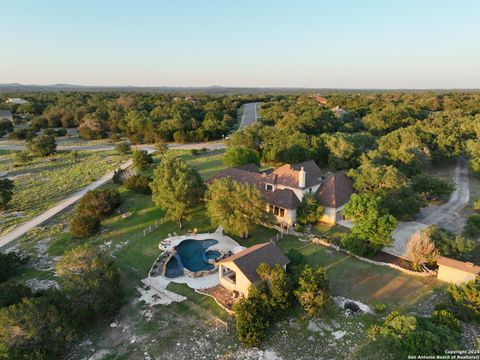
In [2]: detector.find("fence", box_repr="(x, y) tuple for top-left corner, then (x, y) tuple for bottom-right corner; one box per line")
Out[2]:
(142, 217), (167, 237)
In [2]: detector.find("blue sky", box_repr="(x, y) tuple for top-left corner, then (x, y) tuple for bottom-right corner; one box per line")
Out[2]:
(0, 0), (479, 88)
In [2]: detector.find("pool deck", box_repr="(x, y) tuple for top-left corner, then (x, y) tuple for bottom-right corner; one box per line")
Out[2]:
(142, 227), (242, 296)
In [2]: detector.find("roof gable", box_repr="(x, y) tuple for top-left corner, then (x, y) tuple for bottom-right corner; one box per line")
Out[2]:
(271, 160), (323, 189)
(316, 170), (354, 208)
(219, 242), (289, 283)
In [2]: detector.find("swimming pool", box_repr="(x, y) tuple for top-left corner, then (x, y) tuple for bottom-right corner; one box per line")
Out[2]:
(164, 239), (221, 278)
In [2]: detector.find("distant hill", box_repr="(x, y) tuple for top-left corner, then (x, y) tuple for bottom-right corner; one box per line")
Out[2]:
(0, 83), (478, 94)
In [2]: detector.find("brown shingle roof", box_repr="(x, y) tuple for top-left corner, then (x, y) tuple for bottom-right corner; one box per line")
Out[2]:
(264, 188), (300, 209)
(437, 256), (480, 275)
(271, 160), (323, 189)
(316, 170), (354, 208)
(218, 242), (289, 283)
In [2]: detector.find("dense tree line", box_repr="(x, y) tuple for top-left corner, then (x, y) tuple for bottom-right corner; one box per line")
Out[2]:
(1, 92), (262, 143)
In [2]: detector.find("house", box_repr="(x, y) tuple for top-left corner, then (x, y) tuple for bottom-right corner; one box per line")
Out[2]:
(312, 94), (328, 105)
(437, 256), (480, 285)
(217, 242), (289, 297)
(316, 171), (354, 224)
(0, 110), (13, 122)
(206, 160), (354, 226)
(331, 105), (348, 118)
(6, 98), (29, 105)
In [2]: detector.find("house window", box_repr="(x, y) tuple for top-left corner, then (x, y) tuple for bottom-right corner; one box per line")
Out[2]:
(266, 184), (273, 191)
(309, 188), (312, 193)
(274, 206), (279, 216)
(279, 208), (285, 217)
(269, 204), (274, 212)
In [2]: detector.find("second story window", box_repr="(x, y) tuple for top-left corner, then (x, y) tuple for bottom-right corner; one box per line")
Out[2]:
(266, 184), (273, 191)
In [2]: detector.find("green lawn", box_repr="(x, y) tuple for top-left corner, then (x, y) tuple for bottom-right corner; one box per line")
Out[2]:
(179, 149), (227, 180)
(1, 150), (126, 235)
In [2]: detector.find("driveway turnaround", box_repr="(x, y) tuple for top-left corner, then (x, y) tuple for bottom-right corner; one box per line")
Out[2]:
(239, 102), (258, 129)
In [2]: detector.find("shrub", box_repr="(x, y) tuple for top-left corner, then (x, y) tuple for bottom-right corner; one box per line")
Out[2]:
(154, 141), (169, 155)
(9, 128), (36, 140)
(464, 214), (480, 238)
(406, 229), (439, 270)
(191, 149), (199, 156)
(427, 225), (475, 258)
(233, 286), (270, 347)
(0, 178), (14, 210)
(132, 149), (153, 171)
(223, 147), (260, 167)
(447, 279), (480, 322)
(56, 245), (122, 325)
(13, 151), (30, 164)
(0, 252), (28, 283)
(372, 303), (387, 313)
(69, 213), (101, 238)
(124, 174), (151, 194)
(0, 282), (32, 308)
(294, 265), (333, 318)
(115, 141), (131, 154)
(297, 193), (325, 225)
(77, 188), (121, 219)
(412, 174), (454, 201)
(55, 128), (67, 137)
(26, 134), (56, 156)
(474, 198), (480, 212)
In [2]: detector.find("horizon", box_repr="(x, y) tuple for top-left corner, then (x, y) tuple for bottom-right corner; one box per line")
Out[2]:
(1, 0), (479, 88)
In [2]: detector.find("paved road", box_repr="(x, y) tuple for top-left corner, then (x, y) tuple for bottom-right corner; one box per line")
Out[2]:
(0, 141), (225, 152)
(239, 102), (258, 130)
(0, 160), (133, 250)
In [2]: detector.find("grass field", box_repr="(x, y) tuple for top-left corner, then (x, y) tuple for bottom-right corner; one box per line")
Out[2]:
(0, 150), (126, 235)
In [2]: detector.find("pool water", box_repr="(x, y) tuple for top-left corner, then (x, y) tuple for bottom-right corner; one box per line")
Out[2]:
(165, 239), (221, 278)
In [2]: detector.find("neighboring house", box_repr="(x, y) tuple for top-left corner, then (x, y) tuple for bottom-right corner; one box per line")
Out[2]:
(437, 256), (480, 285)
(331, 105), (348, 118)
(6, 97), (29, 105)
(316, 171), (354, 224)
(312, 94), (328, 105)
(206, 160), (354, 226)
(217, 242), (289, 297)
(0, 110), (13, 122)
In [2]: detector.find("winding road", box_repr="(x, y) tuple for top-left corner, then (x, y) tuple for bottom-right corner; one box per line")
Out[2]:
(0, 104), (259, 250)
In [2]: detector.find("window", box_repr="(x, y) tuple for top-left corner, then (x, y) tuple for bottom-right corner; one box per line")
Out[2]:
(269, 204), (274, 212)
(274, 206), (280, 216)
(279, 208), (285, 217)
(309, 188), (312, 193)
(266, 184), (273, 191)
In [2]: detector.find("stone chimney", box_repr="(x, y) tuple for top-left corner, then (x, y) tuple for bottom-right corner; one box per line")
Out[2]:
(299, 167), (306, 188)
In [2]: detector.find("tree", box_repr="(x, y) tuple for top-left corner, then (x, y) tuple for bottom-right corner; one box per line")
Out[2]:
(342, 194), (397, 256)
(465, 214), (480, 238)
(0, 179), (14, 210)
(233, 286), (270, 347)
(150, 154), (204, 228)
(296, 193), (325, 225)
(412, 174), (454, 202)
(406, 229), (439, 271)
(56, 245), (122, 324)
(206, 178), (269, 238)
(154, 141), (169, 156)
(13, 151), (30, 165)
(474, 198), (480, 212)
(78, 118), (107, 140)
(426, 225), (475, 259)
(294, 265), (332, 318)
(132, 149), (153, 171)
(115, 141), (131, 154)
(0, 282), (32, 308)
(77, 188), (121, 219)
(223, 147), (260, 167)
(124, 174), (151, 194)
(0, 297), (72, 359)
(69, 213), (101, 238)
(256, 263), (290, 312)
(26, 134), (56, 156)
(448, 279), (480, 322)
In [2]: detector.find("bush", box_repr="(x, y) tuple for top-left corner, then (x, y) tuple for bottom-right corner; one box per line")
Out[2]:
(132, 149), (153, 171)
(0, 178), (14, 210)
(115, 141), (131, 154)
(191, 149), (199, 156)
(294, 265), (333, 318)
(428, 225), (475, 258)
(124, 174), (151, 194)
(13, 151), (30, 164)
(56, 245), (122, 325)
(0, 252), (28, 283)
(26, 134), (56, 156)
(69, 213), (101, 238)
(474, 198), (480, 212)
(9, 128), (36, 140)
(0, 297), (72, 359)
(55, 128), (67, 137)
(372, 303), (387, 313)
(412, 174), (454, 201)
(223, 146), (260, 167)
(447, 279), (480, 322)
(296, 193), (325, 225)
(464, 214), (480, 238)
(234, 286), (271, 347)
(0, 282), (32, 308)
(406, 229), (439, 270)
(77, 188), (121, 219)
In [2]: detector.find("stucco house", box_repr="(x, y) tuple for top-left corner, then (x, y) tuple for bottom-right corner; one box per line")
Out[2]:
(206, 160), (354, 227)
(437, 256), (480, 285)
(217, 242), (289, 297)
(6, 97), (29, 105)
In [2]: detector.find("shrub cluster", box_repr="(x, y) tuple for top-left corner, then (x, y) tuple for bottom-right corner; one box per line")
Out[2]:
(124, 174), (152, 194)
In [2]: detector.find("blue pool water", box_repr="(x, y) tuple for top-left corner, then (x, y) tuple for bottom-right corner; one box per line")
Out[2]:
(165, 239), (221, 278)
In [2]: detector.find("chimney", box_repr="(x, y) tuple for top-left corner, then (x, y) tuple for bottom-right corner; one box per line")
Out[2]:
(299, 167), (306, 188)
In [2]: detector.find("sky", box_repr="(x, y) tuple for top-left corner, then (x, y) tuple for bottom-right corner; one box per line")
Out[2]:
(0, 0), (479, 88)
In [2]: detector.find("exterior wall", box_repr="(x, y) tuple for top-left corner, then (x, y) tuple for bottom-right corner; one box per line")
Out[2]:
(267, 204), (297, 226)
(274, 183), (321, 202)
(437, 265), (478, 284)
(218, 262), (252, 296)
(320, 207), (336, 224)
